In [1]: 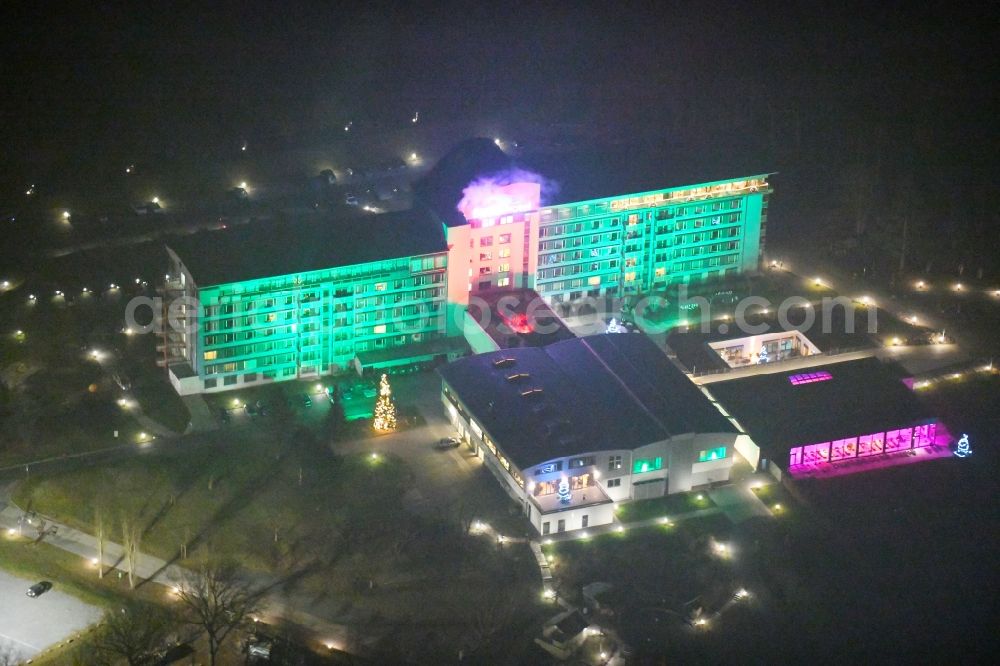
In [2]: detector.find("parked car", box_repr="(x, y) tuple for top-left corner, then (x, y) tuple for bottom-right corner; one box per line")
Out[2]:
(26, 581), (52, 598)
(435, 436), (461, 450)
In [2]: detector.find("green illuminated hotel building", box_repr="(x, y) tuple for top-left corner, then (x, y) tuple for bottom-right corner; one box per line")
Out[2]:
(162, 212), (461, 394)
(163, 154), (771, 394)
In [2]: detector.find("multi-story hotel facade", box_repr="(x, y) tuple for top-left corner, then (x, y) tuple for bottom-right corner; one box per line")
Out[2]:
(445, 175), (771, 311)
(162, 213), (460, 395)
(162, 144), (771, 394)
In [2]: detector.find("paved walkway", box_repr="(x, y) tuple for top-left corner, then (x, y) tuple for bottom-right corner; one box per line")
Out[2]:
(0, 489), (354, 654)
(709, 475), (775, 523)
(182, 394), (218, 434)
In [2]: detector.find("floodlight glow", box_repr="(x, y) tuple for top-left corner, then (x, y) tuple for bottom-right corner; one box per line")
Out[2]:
(239, 181), (248, 189)
(457, 180), (541, 221)
(152, 196), (160, 204)
(62, 210), (71, 219)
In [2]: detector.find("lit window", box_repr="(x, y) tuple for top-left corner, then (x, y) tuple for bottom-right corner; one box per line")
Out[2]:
(203, 351), (217, 360)
(625, 272), (636, 282)
(588, 276), (601, 286)
(788, 371), (833, 385)
(499, 247), (511, 258)
(499, 263), (510, 272)
(373, 324), (386, 334)
(698, 447), (727, 462)
(655, 267), (666, 277)
(632, 457), (662, 474)
(375, 282), (387, 291)
(497, 277), (510, 287)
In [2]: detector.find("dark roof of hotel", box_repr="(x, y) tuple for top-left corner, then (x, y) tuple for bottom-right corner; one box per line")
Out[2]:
(166, 209), (446, 286)
(706, 358), (934, 458)
(437, 333), (736, 469)
(415, 137), (772, 228)
(467, 288), (577, 349)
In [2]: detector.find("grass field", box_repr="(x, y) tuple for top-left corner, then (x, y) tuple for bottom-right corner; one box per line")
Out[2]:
(614, 489), (716, 524)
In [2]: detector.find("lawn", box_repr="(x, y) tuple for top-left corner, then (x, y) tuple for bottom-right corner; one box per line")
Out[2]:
(614, 489), (715, 524)
(11, 425), (542, 659)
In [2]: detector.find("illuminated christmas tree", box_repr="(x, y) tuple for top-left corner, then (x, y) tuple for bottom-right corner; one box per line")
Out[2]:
(373, 374), (397, 432)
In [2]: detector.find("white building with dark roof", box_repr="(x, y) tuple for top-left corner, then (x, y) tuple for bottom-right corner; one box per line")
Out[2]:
(437, 332), (739, 535)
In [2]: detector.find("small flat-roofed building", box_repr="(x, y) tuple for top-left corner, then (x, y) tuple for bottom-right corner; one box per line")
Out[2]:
(437, 332), (738, 535)
(705, 357), (950, 478)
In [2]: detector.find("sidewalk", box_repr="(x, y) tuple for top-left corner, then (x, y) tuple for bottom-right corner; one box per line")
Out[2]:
(0, 493), (354, 653)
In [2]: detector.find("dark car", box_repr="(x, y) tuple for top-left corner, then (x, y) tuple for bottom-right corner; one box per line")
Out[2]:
(435, 437), (461, 450)
(300, 393), (312, 407)
(26, 581), (52, 597)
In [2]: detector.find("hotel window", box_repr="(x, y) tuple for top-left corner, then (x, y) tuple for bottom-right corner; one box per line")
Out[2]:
(625, 272), (637, 282)
(375, 282), (387, 291)
(697, 446), (727, 462)
(588, 276), (601, 286)
(480, 236), (493, 247)
(497, 277), (510, 287)
(606, 478), (621, 488)
(569, 456), (595, 468)
(480, 251), (493, 261)
(499, 263), (510, 273)
(203, 350), (217, 360)
(499, 233), (512, 244)
(499, 247), (511, 258)
(608, 455), (622, 470)
(373, 324), (386, 334)
(655, 267), (667, 277)
(479, 266), (491, 275)
(633, 457), (662, 474)
(479, 280), (491, 290)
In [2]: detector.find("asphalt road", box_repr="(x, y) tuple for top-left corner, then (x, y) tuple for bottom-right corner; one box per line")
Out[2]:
(0, 570), (103, 662)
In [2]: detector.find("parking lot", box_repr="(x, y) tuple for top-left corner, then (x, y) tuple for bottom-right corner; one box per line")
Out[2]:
(0, 570), (102, 661)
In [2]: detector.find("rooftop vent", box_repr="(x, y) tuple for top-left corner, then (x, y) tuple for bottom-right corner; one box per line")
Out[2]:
(493, 357), (517, 369)
(506, 372), (531, 382)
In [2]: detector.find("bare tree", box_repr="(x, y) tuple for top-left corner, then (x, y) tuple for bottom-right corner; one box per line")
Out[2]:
(174, 559), (260, 666)
(469, 585), (520, 649)
(121, 517), (141, 590)
(0, 644), (24, 666)
(91, 601), (176, 666)
(95, 507), (105, 579)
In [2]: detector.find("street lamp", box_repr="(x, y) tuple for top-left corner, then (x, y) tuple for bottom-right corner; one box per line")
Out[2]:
(62, 210), (71, 220)
(152, 196), (160, 204)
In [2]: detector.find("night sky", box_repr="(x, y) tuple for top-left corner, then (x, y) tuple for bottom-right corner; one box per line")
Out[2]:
(1, 1), (997, 268)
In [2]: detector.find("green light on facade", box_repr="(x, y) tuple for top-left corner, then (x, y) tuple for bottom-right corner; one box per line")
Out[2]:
(698, 446), (727, 462)
(633, 457), (663, 474)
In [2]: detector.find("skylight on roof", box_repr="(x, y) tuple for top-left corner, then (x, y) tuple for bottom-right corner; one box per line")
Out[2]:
(788, 371), (833, 385)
